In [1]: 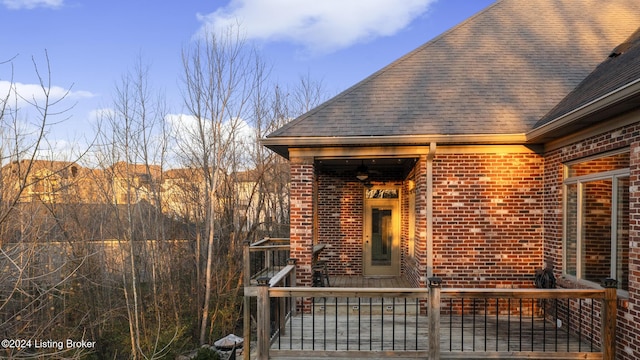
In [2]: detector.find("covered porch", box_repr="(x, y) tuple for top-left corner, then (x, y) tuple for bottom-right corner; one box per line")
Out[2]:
(284, 146), (433, 290)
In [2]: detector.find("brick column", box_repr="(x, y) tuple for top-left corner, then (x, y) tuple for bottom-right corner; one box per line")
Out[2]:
(414, 154), (429, 287)
(627, 141), (640, 359)
(289, 156), (314, 287)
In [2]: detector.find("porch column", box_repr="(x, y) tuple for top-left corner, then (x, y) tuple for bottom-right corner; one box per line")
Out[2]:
(289, 155), (315, 286)
(415, 142), (436, 287)
(414, 154), (429, 287)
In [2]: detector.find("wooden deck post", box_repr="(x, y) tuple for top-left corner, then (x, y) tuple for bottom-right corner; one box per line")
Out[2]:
(601, 278), (617, 360)
(256, 277), (271, 360)
(243, 240), (251, 360)
(287, 258), (297, 316)
(243, 240), (251, 285)
(428, 277), (442, 360)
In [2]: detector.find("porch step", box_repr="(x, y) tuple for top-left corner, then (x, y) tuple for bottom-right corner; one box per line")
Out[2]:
(311, 298), (423, 316)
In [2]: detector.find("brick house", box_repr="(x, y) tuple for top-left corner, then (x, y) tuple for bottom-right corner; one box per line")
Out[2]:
(261, 0), (640, 358)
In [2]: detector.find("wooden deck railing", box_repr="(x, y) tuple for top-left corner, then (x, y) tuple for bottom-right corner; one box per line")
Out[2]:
(436, 277), (618, 360)
(246, 274), (618, 360)
(243, 237), (290, 285)
(242, 238), (292, 360)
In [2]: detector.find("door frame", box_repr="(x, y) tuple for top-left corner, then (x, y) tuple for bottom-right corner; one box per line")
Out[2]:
(363, 187), (401, 277)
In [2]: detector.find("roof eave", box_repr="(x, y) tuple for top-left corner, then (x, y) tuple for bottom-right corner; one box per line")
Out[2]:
(527, 79), (640, 144)
(262, 133), (528, 159)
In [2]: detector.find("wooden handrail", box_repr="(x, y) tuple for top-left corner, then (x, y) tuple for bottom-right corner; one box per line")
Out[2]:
(441, 288), (605, 299)
(251, 237), (290, 247)
(269, 287), (429, 299)
(248, 244), (290, 251)
(267, 286), (604, 300)
(269, 265), (295, 287)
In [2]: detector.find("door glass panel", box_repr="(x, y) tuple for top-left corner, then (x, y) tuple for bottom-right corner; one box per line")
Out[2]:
(371, 208), (392, 266)
(581, 179), (612, 284)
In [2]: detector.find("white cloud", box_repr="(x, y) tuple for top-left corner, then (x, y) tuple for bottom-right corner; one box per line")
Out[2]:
(196, 0), (436, 54)
(2, 0), (63, 9)
(166, 113), (255, 144)
(0, 80), (95, 110)
(165, 113), (258, 169)
(88, 108), (115, 122)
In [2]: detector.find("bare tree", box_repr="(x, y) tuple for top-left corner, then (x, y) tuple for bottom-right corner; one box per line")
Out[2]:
(178, 23), (268, 345)
(92, 58), (185, 359)
(248, 74), (326, 238)
(0, 52), (91, 359)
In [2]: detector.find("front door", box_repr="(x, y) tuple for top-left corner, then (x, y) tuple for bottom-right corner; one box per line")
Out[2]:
(363, 188), (400, 276)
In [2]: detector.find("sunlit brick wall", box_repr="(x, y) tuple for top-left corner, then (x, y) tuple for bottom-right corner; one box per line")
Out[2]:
(403, 155), (428, 288)
(431, 151), (544, 288)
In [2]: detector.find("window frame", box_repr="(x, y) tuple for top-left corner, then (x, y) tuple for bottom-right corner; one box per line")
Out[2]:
(562, 150), (630, 293)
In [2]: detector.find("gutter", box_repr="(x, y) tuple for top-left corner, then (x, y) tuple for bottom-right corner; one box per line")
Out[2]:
(527, 78), (640, 142)
(262, 133), (526, 147)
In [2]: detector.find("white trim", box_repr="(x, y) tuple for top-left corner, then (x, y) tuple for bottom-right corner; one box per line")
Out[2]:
(564, 147), (630, 167)
(564, 168), (630, 184)
(576, 182), (583, 281)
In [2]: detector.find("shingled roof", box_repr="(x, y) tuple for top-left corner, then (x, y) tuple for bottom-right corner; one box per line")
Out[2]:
(530, 27), (640, 140)
(264, 0), (640, 157)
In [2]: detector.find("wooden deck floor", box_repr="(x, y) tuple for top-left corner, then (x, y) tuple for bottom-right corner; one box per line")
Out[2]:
(273, 308), (599, 357)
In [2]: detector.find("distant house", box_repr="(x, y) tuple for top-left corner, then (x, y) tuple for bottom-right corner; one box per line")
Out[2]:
(1, 160), (83, 203)
(261, 0), (640, 358)
(107, 161), (163, 204)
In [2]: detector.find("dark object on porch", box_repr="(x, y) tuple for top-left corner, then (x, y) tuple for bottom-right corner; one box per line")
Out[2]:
(312, 260), (330, 287)
(534, 266), (557, 289)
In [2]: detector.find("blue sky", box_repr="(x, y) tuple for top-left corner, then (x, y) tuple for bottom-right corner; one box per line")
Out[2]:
(1, 0), (494, 151)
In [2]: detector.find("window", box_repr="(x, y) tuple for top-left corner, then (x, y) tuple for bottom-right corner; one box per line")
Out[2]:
(563, 150), (629, 291)
(366, 188), (399, 199)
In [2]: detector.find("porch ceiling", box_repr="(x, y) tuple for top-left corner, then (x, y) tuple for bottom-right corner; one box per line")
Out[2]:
(315, 157), (418, 180)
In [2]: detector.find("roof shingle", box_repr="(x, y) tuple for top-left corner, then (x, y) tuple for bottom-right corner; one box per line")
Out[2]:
(536, 27), (640, 128)
(267, 0), (640, 141)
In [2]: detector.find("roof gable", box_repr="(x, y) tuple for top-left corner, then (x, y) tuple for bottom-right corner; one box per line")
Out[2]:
(266, 0), (640, 152)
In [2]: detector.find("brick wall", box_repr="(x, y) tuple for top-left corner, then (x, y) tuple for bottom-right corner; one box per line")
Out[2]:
(543, 116), (640, 360)
(316, 170), (364, 275)
(431, 152), (544, 288)
(627, 140), (640, 360)
(404, 155), (428, 288)
(289, 158), (314, 286)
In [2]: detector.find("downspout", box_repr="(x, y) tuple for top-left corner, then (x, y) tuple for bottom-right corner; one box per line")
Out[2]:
(426, 142), (436, 279)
